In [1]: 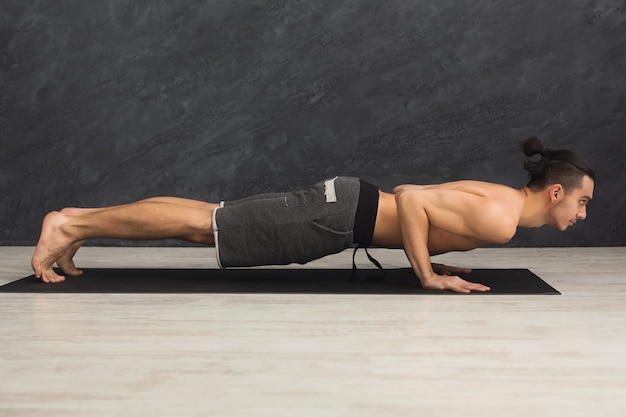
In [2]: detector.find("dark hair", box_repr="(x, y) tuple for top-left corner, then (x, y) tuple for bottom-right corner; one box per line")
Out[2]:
(521, 137), (595, 192)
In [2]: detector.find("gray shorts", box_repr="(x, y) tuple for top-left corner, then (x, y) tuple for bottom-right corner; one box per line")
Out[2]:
(212, 176), (361, 268)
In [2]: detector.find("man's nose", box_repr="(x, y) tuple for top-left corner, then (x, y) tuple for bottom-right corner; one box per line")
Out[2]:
(577, 207), (587, 220)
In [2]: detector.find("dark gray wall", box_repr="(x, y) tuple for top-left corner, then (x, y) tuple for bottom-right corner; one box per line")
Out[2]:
(1, 0), (625, 247)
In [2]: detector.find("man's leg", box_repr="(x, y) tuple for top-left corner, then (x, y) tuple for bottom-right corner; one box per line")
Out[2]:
(31, 197), (219, 283)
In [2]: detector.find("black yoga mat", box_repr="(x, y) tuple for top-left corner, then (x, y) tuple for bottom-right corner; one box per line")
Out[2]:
(0, 268), (559, 294)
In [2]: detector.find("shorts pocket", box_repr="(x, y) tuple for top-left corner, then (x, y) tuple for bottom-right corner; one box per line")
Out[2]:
(300, 219), (353, 260)
(310, 216), (353, 235)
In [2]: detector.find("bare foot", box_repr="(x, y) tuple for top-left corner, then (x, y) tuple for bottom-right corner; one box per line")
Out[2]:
(56, 240), (85, 276)
(31, 211), (78, 283)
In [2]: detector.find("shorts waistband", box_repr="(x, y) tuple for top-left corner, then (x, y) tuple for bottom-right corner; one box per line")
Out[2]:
(353, 179), (379, 246)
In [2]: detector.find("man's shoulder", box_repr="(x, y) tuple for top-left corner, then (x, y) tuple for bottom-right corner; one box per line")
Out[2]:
(434, 181), (520, 243)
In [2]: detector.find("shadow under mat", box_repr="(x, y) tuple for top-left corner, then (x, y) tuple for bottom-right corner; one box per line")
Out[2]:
(1, 268), (560, 295)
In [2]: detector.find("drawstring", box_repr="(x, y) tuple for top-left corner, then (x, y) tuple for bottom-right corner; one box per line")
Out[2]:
(350, 246), (386, 282)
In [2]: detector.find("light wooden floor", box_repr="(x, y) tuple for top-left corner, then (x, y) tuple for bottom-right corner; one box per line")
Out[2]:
(1, 246), (625, 417)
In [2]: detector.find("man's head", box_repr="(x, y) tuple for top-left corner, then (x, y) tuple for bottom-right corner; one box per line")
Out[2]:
(521, 137), (595, 231)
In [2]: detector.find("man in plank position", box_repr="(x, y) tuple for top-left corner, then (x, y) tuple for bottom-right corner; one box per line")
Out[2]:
(31, 138), (595, 293)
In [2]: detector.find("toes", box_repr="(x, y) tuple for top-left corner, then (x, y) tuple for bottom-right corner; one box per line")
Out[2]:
(59, 265), (83, 276)
(57, 258), (82, 276)
(41, 269), (65, 283)
(31, 261), (42, 279)
(67, 268), (83, 277)
(56, 241), (84, 276)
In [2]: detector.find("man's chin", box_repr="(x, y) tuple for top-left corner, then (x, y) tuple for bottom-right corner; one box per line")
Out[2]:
(555, 223), (569, 232)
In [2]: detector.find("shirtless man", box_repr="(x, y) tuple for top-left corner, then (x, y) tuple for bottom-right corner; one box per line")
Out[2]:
(31, 138), (595, 293)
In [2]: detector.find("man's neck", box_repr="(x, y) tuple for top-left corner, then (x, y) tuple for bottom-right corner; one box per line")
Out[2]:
(517, 187), (549, 228)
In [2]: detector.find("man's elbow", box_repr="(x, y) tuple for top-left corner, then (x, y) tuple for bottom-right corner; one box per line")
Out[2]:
(394, 185), (417, 196)
(394, 189), (421, 208)
(392, 185), (407, 194)
(394, 188), (409, 201)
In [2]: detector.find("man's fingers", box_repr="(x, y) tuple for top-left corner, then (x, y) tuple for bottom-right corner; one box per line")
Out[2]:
(459, 280), (490, 293)
(449, 276), (490, 293)
(466, 282), (490, 292)
(422, 274), (490, 293)
(446, 266), (472, 274)
(432, 263), (472, 275)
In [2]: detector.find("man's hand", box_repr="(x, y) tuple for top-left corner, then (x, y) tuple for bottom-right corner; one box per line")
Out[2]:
(423, 264), (490, 293)
(431, 262), (472, 276)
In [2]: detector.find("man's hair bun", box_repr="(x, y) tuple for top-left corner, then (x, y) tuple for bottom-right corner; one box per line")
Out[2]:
(521, 137), (549, 158)
(519, 137), (595, 191)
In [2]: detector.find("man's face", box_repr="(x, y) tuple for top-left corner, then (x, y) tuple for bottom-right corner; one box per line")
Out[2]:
(551, 175), (595, 231)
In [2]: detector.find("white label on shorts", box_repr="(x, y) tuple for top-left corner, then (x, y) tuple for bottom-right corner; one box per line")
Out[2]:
(324, 176), (338, 203)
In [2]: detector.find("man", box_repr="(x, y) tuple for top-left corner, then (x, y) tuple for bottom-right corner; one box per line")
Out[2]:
(31, 138), (595, 293)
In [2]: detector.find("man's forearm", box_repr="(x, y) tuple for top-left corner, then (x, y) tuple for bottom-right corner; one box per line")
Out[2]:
(395, 192), (435, 284)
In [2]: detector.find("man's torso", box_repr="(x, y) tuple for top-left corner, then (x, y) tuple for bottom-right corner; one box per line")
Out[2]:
(371, 181), (522, 254)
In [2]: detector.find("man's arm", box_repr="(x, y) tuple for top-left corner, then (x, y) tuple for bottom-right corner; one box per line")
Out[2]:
(395, 188), (516, 293)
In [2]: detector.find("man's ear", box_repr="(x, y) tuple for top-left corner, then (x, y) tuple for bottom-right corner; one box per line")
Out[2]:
(549, 184), (564, 202)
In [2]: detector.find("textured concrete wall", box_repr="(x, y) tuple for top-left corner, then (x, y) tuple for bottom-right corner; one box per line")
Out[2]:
(1, 0), (624, 247)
